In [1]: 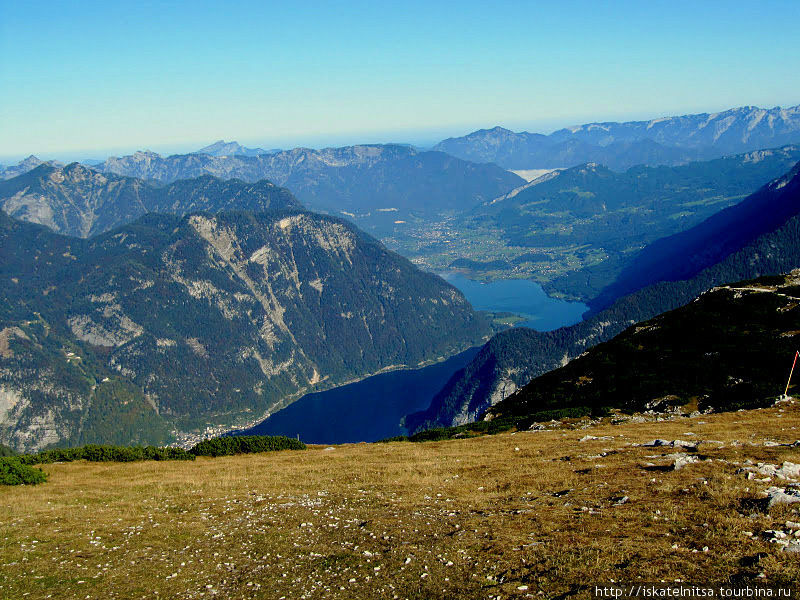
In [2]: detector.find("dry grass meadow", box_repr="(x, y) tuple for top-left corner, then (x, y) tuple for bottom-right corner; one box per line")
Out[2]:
(2, 403), (800, 600)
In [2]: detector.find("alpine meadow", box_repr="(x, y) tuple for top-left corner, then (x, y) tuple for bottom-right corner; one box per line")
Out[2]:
(2, 2), (800, 599)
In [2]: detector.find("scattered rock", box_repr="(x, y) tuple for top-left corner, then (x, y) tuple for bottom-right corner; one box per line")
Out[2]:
(763, 529), (788, 541)
(737, 462), (800, 480)
(638, 439), (698, 451)
(579, 435), (613, 442)
(764, 486), (800, 508)
(673, 454), (701, 470)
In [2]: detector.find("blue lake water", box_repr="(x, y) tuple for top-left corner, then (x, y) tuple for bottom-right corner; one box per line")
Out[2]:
(237, 346), (481, 444)
(441, 272), (588, 331)
(239, 274), (587, 444)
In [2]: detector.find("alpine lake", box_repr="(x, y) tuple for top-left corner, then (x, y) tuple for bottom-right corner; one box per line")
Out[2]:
(239, 274), (588, 444)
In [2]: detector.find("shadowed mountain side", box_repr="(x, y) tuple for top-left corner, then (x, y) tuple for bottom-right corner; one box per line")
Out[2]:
(592, 161), (800, 311)
(487, 272), (800, 422)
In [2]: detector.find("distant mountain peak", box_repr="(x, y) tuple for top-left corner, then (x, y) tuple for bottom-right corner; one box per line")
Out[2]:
(126, 150), (161, 160)
(194, 140), (268, 157)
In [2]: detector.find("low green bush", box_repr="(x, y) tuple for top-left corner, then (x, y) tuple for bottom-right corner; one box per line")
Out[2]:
(0, 443), (17, 457)
(18, 444), (194, 465)
(390, 405), (609, 444)
(0, 457), (47, 485)
(190, 435), (306, 457)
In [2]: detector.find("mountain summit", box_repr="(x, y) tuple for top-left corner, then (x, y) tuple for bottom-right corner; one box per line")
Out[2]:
(194, 140), (273, 157)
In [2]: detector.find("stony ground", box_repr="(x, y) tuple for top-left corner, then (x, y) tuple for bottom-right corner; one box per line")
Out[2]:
(2, 402), (800, 600)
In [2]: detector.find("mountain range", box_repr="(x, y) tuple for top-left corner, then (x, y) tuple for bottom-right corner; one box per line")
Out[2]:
(0, 163), (300, 238)
(0, 155), (63, 180)
(406, 159), (800, 432)
(95, 144), (522, 235)
(434, 104), (800, 170)
(0, 203), (491, 452)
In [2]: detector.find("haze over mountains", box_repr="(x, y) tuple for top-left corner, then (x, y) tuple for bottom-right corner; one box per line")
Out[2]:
(435, 104), (800, 170)
(0, 155), (64, 180)
(97, 145), (522, 235)
(193, 140), (277, 157)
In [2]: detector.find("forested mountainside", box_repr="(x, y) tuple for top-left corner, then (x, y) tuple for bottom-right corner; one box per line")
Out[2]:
(458, 146), (800, 300)
(95, 145), (522, 234)
(592, 161), (800, 310)
(406, 161), (800, 433)
(0, 209), (491, 452)
(486, 272), (800, 423)
(434, 104), (800, 170)
(0, 163), (300, 238)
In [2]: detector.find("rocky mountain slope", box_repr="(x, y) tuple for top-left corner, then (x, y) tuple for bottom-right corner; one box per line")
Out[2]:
(407, 161), (800, 432)
(0, 155), (63, 179)
(487, 272), (800, 422)
(0, 209), (491, 452)
(0, 163), (300, 238)
(434, 104), (800, 170)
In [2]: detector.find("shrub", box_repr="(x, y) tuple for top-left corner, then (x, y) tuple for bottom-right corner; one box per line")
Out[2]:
(408, 428), (454, 442)
(0, 457), (47, 485)
(190, 435), (306, 457)
(0, 443), (17, 457)
(18, 444), (194, 465)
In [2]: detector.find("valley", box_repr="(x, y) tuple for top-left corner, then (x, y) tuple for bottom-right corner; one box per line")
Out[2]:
(5, 4), (800, 596)
(388, 146), (800, 301)
(237, 278), (586, 446)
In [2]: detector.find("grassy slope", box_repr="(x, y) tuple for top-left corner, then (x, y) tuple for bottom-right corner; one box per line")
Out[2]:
(2, 404), (799, 599)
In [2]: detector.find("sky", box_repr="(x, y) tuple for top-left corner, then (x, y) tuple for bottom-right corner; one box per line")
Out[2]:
(1, 0), (799, 162)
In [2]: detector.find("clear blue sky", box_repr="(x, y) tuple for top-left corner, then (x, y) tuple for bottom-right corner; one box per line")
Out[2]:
(1, 0), (798, 161)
